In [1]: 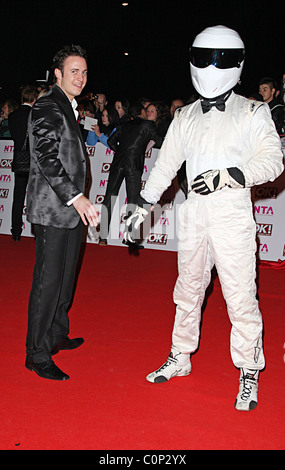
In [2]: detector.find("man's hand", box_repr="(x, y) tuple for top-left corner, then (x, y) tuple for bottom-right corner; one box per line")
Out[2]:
(73, 195), (99, 226)
(124, 206), (149, 243)
(191, 167), (245, 195)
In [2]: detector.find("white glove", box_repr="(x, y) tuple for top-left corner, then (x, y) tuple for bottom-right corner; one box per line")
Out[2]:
(191, 167), (245, 195)
(124, 206), (149, 243)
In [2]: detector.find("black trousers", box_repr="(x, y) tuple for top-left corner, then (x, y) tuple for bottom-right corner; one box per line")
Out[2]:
(11, 172), (29, 237)
(100, 166), (141, 240)
(26, 222), (83, 363)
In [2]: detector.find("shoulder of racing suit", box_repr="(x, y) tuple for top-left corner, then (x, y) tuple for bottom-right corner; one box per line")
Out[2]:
(247, 100), (264, 116)
(174, 100), (200, 119)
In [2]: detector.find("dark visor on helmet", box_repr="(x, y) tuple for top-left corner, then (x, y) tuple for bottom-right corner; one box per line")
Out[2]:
(189, 47), (245, 69)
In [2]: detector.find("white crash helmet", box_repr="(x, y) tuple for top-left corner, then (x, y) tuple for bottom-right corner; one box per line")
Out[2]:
(189, 25), (245, 99)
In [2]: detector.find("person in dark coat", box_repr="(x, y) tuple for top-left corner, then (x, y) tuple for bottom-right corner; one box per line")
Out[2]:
(8, 85), (38, 240)
(259, 77), (285, 134)
(96, 102), (162, 247)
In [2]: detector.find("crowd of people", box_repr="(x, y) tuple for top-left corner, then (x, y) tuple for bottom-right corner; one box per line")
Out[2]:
(75, 82), (285, 143)
(0, 71), (284, 250)
(1, 74), (284, 144)
(0, 75), (284, 246)
(2, 75), (283, 246)
(77, 93), (192, 145)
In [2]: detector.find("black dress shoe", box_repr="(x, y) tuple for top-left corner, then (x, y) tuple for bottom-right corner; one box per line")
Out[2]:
(122, 239), (144, 250)
(51, 337), (84, 355)
(25, 359), (70, 381)
(12, 235), (21, 241)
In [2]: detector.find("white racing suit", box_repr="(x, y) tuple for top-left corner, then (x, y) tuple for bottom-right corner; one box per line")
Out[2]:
(141, 92), (284, 370)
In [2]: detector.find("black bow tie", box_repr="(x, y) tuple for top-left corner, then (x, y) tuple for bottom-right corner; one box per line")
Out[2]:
(201, 99), (225, 113)
(200, 91), (232, 114)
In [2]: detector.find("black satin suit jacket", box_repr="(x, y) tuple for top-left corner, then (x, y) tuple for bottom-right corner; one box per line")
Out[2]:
(27, 85), (87, 229)
(107, 117), (163, 174)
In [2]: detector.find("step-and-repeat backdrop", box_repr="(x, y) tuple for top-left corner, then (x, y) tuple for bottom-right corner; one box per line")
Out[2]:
(1, 137), (285, 261)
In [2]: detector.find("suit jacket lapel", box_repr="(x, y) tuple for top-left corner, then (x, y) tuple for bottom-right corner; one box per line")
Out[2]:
(52, 85), (87, 155)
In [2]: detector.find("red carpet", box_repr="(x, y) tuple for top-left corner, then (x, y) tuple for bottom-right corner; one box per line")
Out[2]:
(0, 233), (284, 450)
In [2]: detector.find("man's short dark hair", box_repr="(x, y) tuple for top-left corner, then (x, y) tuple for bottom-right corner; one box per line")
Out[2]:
(259, 77), (277, 91)
(52, 45), (87, 81)
(128, 102), (144, 119)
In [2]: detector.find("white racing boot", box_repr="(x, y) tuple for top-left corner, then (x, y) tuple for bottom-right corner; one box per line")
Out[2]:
(235, 368), (259, 411)
(146, 351), (191, 383)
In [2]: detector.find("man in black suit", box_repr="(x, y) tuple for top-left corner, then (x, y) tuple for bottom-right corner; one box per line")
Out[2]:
(96, 102), (162, 247)
(8, 85), (38, 241)
(25, 45), (99, 380)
